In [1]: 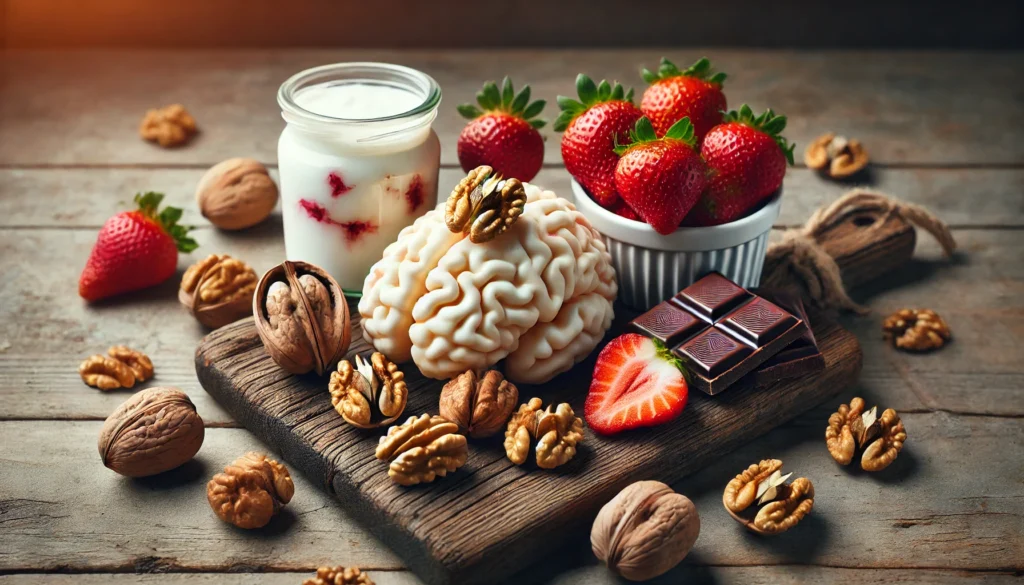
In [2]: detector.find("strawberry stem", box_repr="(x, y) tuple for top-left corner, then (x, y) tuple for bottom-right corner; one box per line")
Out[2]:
(723, 104), (796, 165)
(134, 191), (198, 253)
(641, 57), (727, 87)
(613, 116), (696, 155)
(553, 73), (635, 132)
(458, 77), (547, 128)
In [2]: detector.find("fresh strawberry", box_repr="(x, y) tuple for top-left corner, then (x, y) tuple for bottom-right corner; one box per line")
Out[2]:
(555, 74), (643, 207)
(640, 57), (727, 142)
(79, 192), (198, 302)
(457, 77), (546, 182)
(585, 333), (689, 435)
(684, 105), (795, 227)
(613, 117), (706, 235)
(608, 199), (640, 222)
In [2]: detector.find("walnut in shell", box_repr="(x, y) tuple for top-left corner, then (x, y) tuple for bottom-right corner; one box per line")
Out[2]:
(723, 459), (814, 535)
(882, 308), (950, 352)
(140, 104), (197, 147)
(591, 480), (700, 581)
(253, 261), (351, 375)
(180, 254), (258, 329)
(329, 352), (408, 429)
(98, 387), (204, 477)
(375, 414), (468, 486)
(503, 397), (583, 469)
(804, 132), (869, 179)
(80, 346), (154, 390)
(439, 369), (518, 438)
(207, 452), (294, 529)
(304, 566), (375, 585)
(826, 397), (907, 471)
(196, 158), (279, 230)
(444, 165), (526, 243)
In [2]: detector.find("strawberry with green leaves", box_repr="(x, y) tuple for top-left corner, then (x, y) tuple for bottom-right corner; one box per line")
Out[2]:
(457, 77), (546, 182)
(555, 75), (643, 207)
(684, 105), (795, 227)
(613, 116), (706, 235)
(640, 57), (727, 142)
(79, 192), (198, 302)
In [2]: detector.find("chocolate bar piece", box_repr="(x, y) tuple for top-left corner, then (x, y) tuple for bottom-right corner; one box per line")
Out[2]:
(628, 273), (808, 395)
(750, 290), (826, 386)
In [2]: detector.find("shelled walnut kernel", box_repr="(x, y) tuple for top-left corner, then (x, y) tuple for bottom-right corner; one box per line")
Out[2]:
(79, 346), (154, 390)
(303, 566), (374, 585)
(882, 308), (950, 352)
(375, 414), (468, 486)
(504, 397), (583, 469)
(826, 397), (907, 471)
(140, 104), (197, 147)
(207, 452), (294, 529)
(723, 459), (814, 535)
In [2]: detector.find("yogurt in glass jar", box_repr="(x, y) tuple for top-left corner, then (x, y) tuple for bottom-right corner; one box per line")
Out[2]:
(277, 63), (441, 294)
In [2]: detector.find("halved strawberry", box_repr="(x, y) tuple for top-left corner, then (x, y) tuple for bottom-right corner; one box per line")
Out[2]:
(585, 333), (689, 435)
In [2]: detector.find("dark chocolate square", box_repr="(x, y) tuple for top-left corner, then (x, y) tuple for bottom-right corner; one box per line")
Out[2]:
(674, 272), (751, 322)
(629, 301), (707, 346)
(717, 297), (799, 347)
(673, 328), (753, 378)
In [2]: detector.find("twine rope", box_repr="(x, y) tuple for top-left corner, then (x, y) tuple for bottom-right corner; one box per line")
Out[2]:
(762, 188), (957, 314)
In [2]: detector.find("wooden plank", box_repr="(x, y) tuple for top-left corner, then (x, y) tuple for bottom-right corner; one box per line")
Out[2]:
(3, 167), (1022, 229)
(1, 567), (1021, 585)
(1, 413), (1019, 574)
(194, 313), (860, 585)
(1, 229), (1018, 421)
(6, 0), (1022, 50)
(1, 49), (1021, 166)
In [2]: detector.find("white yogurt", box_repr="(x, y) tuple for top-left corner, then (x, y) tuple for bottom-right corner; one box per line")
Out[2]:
(277, 64), (441, 293)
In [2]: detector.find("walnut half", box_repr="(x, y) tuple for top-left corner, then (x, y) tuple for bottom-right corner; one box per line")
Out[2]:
(439, 369), (518, 438)
(723, 459), (814, 535)
(80, 346), (154, 390)
(304, 566), (375, 585)
(882, 308), (951, 352)
(179, 254), (258, 329)
(329, 352), (408, 429)
(375, 414), (468, 486)
(503, 397), (584, 469)
(804, 132), (869, 179)
(140, 104), (197, 148)
(207, 452), (294, 529)
(444, 165), (526, 243)
(826, 397), (907, 471)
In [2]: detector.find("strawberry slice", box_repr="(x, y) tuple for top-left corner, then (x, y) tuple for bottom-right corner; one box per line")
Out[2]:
(585, 333), (689, 435)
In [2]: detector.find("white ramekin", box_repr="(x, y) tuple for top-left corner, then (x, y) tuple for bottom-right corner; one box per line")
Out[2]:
(570, 178), (782, 311)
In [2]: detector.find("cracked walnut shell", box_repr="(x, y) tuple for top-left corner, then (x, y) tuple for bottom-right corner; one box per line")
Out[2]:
(180, 254), (258, 329)
(140, 104), (197, 147)
(804, 133), (869, 179)
(207, 452), (294, 529)
(330, 352), (408, 429)
(591, 480), (700, 581)
(304, 566), (375, 585)
(253, 261), (351, 376)
(723, 459), (814, 535)
(196, 158), (279, 230)
(80, 346), (154, 390)
(439, 369), (518, 438)
(445, 165), (526, 243)
(883, 308), (950, 352)
(375, 414), (468, 486)
(826, 397), (907, 471)
(504, 397), (583, 469)
(99, 387), (205, 477)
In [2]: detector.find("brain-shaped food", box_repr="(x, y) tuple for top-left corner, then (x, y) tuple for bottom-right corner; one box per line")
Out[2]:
(359, 183), (617, 383)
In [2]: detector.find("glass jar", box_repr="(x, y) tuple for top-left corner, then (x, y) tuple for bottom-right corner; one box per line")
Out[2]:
(277, 62), (442, 294)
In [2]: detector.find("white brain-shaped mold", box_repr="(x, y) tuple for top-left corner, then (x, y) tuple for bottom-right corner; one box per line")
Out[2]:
(358, 183), (617, 383)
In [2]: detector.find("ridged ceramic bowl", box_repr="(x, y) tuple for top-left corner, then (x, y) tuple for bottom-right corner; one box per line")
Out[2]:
(570, 178), (782, 311)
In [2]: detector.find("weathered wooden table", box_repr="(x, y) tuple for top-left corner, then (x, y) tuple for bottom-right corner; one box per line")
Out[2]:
(1, 49), (1021, 585)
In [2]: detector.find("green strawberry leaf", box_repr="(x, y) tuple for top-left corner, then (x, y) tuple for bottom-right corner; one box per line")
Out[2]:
(500, 76), (514, 107)
(478, 81), (501, 111)
(552, 110), (575, 132)
(597, 79), (611, 101)
(554, 74), (636, 133)
(663, 117), (695, 144)
(510, 85), (531, 115)
(529, 119), (547, 129)
(523, 99), (546, 120)
(133, 191), (197, 253)
(614, 116), (697, 154)
(466, 77), (546, 126)
(457, 103), (483, 119)
(653, 338), (687, 372)
(642, 56), (727, 86)
(576, 74), (598, 105)
(723, 104), (795, 165)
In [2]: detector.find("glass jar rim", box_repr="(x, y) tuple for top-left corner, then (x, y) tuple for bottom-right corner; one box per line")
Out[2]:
(277, 62), (442, 125)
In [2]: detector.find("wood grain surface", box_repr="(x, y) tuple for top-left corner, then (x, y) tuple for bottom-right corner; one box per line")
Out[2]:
(1, 48), (1021, 585)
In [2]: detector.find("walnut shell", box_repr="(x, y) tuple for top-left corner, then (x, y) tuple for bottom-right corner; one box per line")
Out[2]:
(591, 481), (700, 581)
(439, 369), (518, 438)
(98, 387), (205, 477)
(179, 254), (258, 329)
(196, 158), (278, 230)
(253, 261), (351, 376)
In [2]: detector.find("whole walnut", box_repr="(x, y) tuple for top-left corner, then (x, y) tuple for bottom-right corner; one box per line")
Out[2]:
(98, 387), (205, 477)
(207, 452), (294, 529)
(196, 158), (279, 230)
(254, 261), (351, 375)
(439, 369), (518, 438)
(592, 481), (700, 581)
(179, 254), (258, 328)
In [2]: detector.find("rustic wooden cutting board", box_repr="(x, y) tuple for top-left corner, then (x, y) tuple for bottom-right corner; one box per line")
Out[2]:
(195, 208), (911, 585)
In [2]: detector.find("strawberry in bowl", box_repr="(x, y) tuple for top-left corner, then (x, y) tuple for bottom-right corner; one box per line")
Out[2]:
(640, 57), (727, 142)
